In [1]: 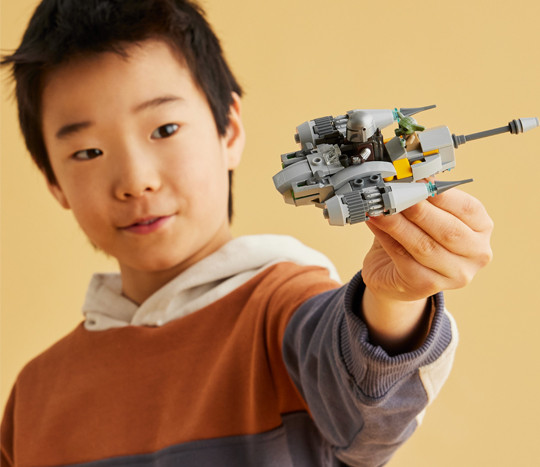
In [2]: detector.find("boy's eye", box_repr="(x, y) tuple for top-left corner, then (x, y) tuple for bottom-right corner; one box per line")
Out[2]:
(72, 148), (103, 160)
(151, 123), (179, 139)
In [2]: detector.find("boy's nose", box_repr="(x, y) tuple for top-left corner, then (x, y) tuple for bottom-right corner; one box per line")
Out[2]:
(113, 151), (162, 200)
(116, 182), (159, 200)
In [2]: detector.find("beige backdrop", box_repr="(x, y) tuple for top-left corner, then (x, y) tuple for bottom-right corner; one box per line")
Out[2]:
(1, 0), (539, 465)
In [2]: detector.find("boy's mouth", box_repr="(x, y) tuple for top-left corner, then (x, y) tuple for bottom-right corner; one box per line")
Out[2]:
(121, 215), (172, 234)
(133, 217), (161, 226)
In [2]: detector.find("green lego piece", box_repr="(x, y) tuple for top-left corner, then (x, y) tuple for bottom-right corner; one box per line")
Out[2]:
(394, 110), (425, 137)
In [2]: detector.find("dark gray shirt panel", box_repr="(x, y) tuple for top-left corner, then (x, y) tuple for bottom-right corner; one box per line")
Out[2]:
(68, 413), (343, 467)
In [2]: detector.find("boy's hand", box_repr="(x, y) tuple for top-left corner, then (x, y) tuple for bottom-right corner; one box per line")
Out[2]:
(360, 188), (493, 352)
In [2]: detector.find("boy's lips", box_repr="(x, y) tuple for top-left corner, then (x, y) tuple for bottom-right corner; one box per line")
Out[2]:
(120, 215), (174, 234)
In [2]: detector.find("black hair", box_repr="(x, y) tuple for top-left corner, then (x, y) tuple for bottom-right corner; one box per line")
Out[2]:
(1, 0), (242, 220)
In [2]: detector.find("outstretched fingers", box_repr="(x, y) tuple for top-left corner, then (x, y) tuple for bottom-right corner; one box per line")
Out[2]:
(365, 189), (493, 297)
(427, 187), (494, 233)
(366, 211), (464, 293)
(405, 189), (494, 268)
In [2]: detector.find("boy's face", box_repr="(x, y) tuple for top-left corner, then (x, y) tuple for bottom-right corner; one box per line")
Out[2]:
(41, 40), (244, 294)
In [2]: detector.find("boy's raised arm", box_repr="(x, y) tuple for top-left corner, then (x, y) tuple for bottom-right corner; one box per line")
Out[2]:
(282, 188), (492, 465)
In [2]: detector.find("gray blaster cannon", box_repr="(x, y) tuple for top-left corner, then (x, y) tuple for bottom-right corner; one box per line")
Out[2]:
(273, 106), (539, 225)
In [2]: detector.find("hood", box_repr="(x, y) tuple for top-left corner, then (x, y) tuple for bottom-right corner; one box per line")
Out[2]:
(82, 235), (340, 331)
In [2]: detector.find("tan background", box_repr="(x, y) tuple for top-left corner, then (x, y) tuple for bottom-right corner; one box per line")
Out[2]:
(1, 0), (539, 465)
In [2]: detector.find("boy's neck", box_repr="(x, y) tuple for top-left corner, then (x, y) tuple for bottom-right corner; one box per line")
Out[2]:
(119, 229), (234, 305)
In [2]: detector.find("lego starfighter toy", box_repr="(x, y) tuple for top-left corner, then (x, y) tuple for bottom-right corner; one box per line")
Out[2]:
(273, 106), (539, 225)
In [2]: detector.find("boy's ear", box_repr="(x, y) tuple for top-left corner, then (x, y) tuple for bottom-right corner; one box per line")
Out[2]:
(46, 180), (71, 209)
(223, 92), (245, 170)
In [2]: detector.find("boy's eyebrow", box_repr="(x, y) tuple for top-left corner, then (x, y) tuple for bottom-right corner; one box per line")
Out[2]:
(55, 121), (93, 140)
(132, 94), (183, 113)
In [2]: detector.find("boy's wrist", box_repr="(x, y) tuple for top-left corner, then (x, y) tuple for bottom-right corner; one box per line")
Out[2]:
(360, 287), (434, 355)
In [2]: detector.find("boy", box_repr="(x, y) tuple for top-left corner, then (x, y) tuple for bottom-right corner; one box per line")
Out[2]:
(1, 0), (493, 465)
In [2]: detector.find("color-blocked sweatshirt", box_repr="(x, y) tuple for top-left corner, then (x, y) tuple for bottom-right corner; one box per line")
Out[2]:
(1, 235), (457, 466)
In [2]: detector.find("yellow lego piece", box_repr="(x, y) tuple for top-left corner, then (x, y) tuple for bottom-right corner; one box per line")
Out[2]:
(393, 158), (413, 179)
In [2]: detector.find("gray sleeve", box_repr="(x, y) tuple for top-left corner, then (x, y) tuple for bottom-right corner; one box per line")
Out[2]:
(282, 270), (457, 466)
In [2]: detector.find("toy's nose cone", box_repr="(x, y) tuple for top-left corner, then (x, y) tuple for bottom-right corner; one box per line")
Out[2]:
(433, 179), (474, 195)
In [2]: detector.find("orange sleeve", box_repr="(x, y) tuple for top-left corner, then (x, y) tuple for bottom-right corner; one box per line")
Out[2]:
(262, 263), (340, 414)
(1, 385), (15, 466)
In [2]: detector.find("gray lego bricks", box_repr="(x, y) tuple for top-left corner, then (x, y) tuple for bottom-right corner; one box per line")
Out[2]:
(273, 107), (539, 226)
